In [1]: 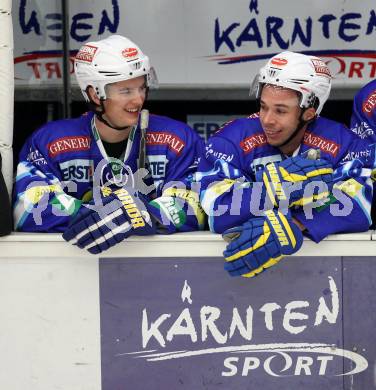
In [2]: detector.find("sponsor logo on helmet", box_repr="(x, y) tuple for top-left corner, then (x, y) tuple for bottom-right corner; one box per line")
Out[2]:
(303, 132), (339, 157)
(48, 136), (91, 157)
(311, 59), (331, 77)
(75, 45), (98, 63)
(270, 57), (288, 66)
(122, 47), (139, 59)
(361, 89), (376, 116)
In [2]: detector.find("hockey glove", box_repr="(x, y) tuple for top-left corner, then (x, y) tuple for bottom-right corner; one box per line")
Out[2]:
(62, 186), (155, 254)
(256, 155), (333, 208)
(148, 187), (206, 233)
(223, 210), (303, 277)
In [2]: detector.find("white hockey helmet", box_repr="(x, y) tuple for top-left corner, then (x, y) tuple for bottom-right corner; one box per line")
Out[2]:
(254, 51), (332, 115)
(74, 35), (157, 102)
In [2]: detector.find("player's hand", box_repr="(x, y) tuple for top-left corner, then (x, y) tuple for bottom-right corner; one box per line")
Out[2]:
(62, 186), (155, 254)
(148, 189), (206, 233)
(222, 210), (303, 277)
(256, 155), (333, 208)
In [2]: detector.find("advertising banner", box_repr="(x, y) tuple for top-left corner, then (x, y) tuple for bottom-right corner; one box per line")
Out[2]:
(187, 115), (242, 141)
(99, 256), (375, 389)
(13, 0), (376, 88)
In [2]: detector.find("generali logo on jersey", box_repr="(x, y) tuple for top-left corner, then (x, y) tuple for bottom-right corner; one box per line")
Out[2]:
(75, 45), (98, 63)
(303, 132), (339, 157)
(48, 136), (91, 157)
(240, 133), (267, 154)
(362, 89), (376, 116)
(122, 47), (138, 59)
(146, 132), (185, 154)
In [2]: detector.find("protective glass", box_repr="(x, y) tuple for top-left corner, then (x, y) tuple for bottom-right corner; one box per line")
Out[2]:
(249, 74), (260, 98)
(147, 66), (159, 89)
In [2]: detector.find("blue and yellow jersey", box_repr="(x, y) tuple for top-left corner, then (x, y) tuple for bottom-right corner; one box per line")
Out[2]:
(351, 79), (376, 142)
(14, 111), (204, 232)
(197, 114), (374, 241)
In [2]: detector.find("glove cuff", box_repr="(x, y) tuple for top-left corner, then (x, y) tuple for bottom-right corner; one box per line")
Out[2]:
(264, 210), (303, 255)
(149, 190), (206, 233)
(256, 163), (288, 209)
(149, 196), (187, 233)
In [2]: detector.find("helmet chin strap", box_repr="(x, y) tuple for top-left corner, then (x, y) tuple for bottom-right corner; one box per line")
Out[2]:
(86, 88), (131, 131)
(277, 107), (315, 148)
(86, 85), (149, 132)
(95, 100), (131, 131)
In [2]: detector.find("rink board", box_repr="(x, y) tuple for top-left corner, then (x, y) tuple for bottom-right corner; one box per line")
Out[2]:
(99, 256), (376, 390)
(0, 232), (375, 390)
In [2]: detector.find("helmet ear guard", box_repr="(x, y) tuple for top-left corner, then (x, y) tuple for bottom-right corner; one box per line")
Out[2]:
(84, 85), (104, 113)
(305, 93), (320, 113)
(146, 66), (159, 90)
(250, 74), (261, 98)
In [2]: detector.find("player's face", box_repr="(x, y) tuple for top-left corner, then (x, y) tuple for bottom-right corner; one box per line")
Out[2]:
(259, 85), (302, 147)
(103, 76), (147, 128)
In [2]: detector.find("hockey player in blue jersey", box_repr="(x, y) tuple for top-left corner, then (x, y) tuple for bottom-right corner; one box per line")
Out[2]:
(350, 78), (376, 226)
(198, 51), (374, 278)
(350, 79), (376, 141)
(14, 35), (205, 253)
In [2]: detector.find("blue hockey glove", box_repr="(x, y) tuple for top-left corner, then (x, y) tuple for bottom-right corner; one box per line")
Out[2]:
(223, 210), (303, 277)
(62, 186), (155, 254)
(256, 155), (333, 208)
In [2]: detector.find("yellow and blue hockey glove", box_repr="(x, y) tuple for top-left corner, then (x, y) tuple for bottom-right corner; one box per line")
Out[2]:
(256, 155), (333, 208)
(222, 210), (303, 277)
(63, 186), (155, 254)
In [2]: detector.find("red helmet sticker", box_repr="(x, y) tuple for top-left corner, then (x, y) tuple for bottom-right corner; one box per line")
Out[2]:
(75, 45), (98, 63)
(271, 57), (288, 66)
(122, 47), (138, 59)
(311, 59), (331, 77)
